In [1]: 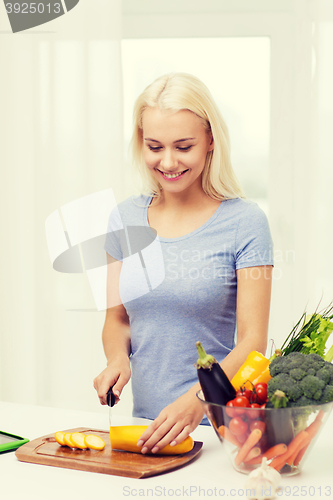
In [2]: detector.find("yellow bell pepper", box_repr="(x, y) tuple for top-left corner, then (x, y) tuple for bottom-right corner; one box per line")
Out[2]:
(231, 351), (271, 391)
(251, 364), (272, 386)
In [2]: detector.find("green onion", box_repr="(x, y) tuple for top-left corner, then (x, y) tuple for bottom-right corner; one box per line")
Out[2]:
(280, 302), (333, 359)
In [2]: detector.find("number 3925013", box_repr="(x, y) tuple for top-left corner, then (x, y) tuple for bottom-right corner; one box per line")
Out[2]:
(5, 3), (61, 14)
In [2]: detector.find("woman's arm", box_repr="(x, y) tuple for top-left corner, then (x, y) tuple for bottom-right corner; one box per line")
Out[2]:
(221, 265), (272, 379)
(93, 254), (131, 405)
(137, 265), (273, 453)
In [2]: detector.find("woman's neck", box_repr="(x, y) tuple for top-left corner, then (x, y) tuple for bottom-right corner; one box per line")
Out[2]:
(153, 186), (211, 212)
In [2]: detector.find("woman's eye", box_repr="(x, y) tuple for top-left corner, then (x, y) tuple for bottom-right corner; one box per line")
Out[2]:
(147, 144), (192, 152)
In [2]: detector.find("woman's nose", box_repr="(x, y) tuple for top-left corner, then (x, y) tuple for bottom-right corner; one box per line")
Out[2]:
(160, 149), (177, 170)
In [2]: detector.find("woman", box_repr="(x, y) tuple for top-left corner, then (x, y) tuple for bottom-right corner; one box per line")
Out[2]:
(93, 73), (273, 454)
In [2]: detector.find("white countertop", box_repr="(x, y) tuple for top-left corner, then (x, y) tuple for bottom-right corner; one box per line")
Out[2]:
(1, 400), (333, 500)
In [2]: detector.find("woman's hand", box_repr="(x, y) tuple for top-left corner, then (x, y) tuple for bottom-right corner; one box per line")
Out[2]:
(136, 387), (204, 454)
(93, 354), (131, 405)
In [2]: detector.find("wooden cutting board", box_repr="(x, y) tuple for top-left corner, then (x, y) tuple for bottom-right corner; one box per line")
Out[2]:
(15, 427), (203, 478)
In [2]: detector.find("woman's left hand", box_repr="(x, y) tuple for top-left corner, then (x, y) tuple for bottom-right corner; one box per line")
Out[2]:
(137, 388), (204, 454)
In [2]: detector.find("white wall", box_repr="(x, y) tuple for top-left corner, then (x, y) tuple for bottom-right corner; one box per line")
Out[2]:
(0, 1), (125, 417)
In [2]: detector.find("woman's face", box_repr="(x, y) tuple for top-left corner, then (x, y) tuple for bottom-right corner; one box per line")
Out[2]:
(141, 108), (214, 196)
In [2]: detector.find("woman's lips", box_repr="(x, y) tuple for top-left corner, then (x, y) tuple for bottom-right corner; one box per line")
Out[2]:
(157, 169), (189, 181)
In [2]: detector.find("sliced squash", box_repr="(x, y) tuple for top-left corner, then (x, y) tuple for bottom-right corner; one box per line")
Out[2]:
(71, 432), (88, 449)
(54, 431), (66, 446)
(84, 434), (105, 451)
(63, 432), (76, 448)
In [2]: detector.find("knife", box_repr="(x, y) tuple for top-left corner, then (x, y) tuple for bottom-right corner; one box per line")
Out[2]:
(107, 386), (116, 429)
(107, 386), (116, 407)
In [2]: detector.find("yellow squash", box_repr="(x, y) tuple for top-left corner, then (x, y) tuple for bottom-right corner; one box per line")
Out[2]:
(63, 432), (77, 448)
(110, 425), (194, 455)
(231, 351), (271, 391)
(54, 431), (66, 446)
(84, 434), (105, 450)
(71, 432), (88, 449)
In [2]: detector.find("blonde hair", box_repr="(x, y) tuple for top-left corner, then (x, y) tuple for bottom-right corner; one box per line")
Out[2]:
(131, 72), (245, 200)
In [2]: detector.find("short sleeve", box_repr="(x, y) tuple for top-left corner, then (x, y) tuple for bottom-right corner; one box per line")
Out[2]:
(104, 205), (124, 261)
(235, 202), (274, 269)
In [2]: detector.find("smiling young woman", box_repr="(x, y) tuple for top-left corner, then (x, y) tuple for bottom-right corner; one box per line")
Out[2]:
(93, 73), (274, 456)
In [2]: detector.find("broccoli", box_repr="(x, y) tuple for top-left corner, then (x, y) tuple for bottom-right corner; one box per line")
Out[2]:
(300, 375), (325, 400)
(304, 352), (326, 366)
(289, 395), (318, 407)
(307, 368), (316, 376)
(318, 362), (333, 385)
(289, 368), (307, 380)
(316, 366), (332, 384)
(269, 390), (289, 408)
(267, 372), (303, 401)
(268, 352), (333, 407)
(320, 385), (333, 403)
(269, 352), (305, 377)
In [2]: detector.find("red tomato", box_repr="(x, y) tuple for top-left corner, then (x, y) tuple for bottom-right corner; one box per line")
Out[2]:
(249, 420), (266, 434)
(247, 403), (261, 420)
(259, 403), (266, 418)
(254, 383), (268, 404)
(229, 417), (248, 436)
(236, 387), (253, 401)
(226, 400), (236, 418)
(237, 430), (250, 443)
(233, 395), (250, 406)
(232, 396), (250, 415)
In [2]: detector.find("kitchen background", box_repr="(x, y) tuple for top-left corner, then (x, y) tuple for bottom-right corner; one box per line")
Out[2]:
(0, 0), (332, 418)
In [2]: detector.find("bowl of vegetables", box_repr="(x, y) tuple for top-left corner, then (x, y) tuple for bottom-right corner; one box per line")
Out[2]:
(195, 305), (333, 477)
(197, 388), (333, 476)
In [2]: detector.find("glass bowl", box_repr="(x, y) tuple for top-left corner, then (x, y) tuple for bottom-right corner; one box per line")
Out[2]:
(196, 390), (333, 476)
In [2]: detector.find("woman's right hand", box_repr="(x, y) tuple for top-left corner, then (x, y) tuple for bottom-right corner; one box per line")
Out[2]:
(93, 355), (131, 406)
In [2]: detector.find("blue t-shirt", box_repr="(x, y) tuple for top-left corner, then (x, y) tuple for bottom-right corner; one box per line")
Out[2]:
(104, 195), (274, 422)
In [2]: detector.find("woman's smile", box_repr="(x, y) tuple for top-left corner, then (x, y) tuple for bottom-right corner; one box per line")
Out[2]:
(156, 168), (189, 180)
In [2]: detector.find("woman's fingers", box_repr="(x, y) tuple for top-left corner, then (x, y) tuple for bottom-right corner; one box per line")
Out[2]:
(137, 392), (204, 453)
(143, 423), (191, 454)
(137, 390), (203, 454)
(112, 374), (129, 400)
(151, 424), (191, 453)
(136, 416), (167, 448)
(168, 426), (192, 447)
(138, 417), (190, 454)
(93, 375), (113, 405)
(93, 364), (131, 405)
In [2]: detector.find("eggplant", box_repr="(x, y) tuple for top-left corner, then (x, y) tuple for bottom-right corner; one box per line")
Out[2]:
(196, 341), (236, 428)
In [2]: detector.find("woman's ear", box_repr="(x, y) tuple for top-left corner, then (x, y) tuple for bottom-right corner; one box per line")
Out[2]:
(208, 133), (214, 151)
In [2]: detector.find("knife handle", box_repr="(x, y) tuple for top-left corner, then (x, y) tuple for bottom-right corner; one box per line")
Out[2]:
(107, 386), (116, 407)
